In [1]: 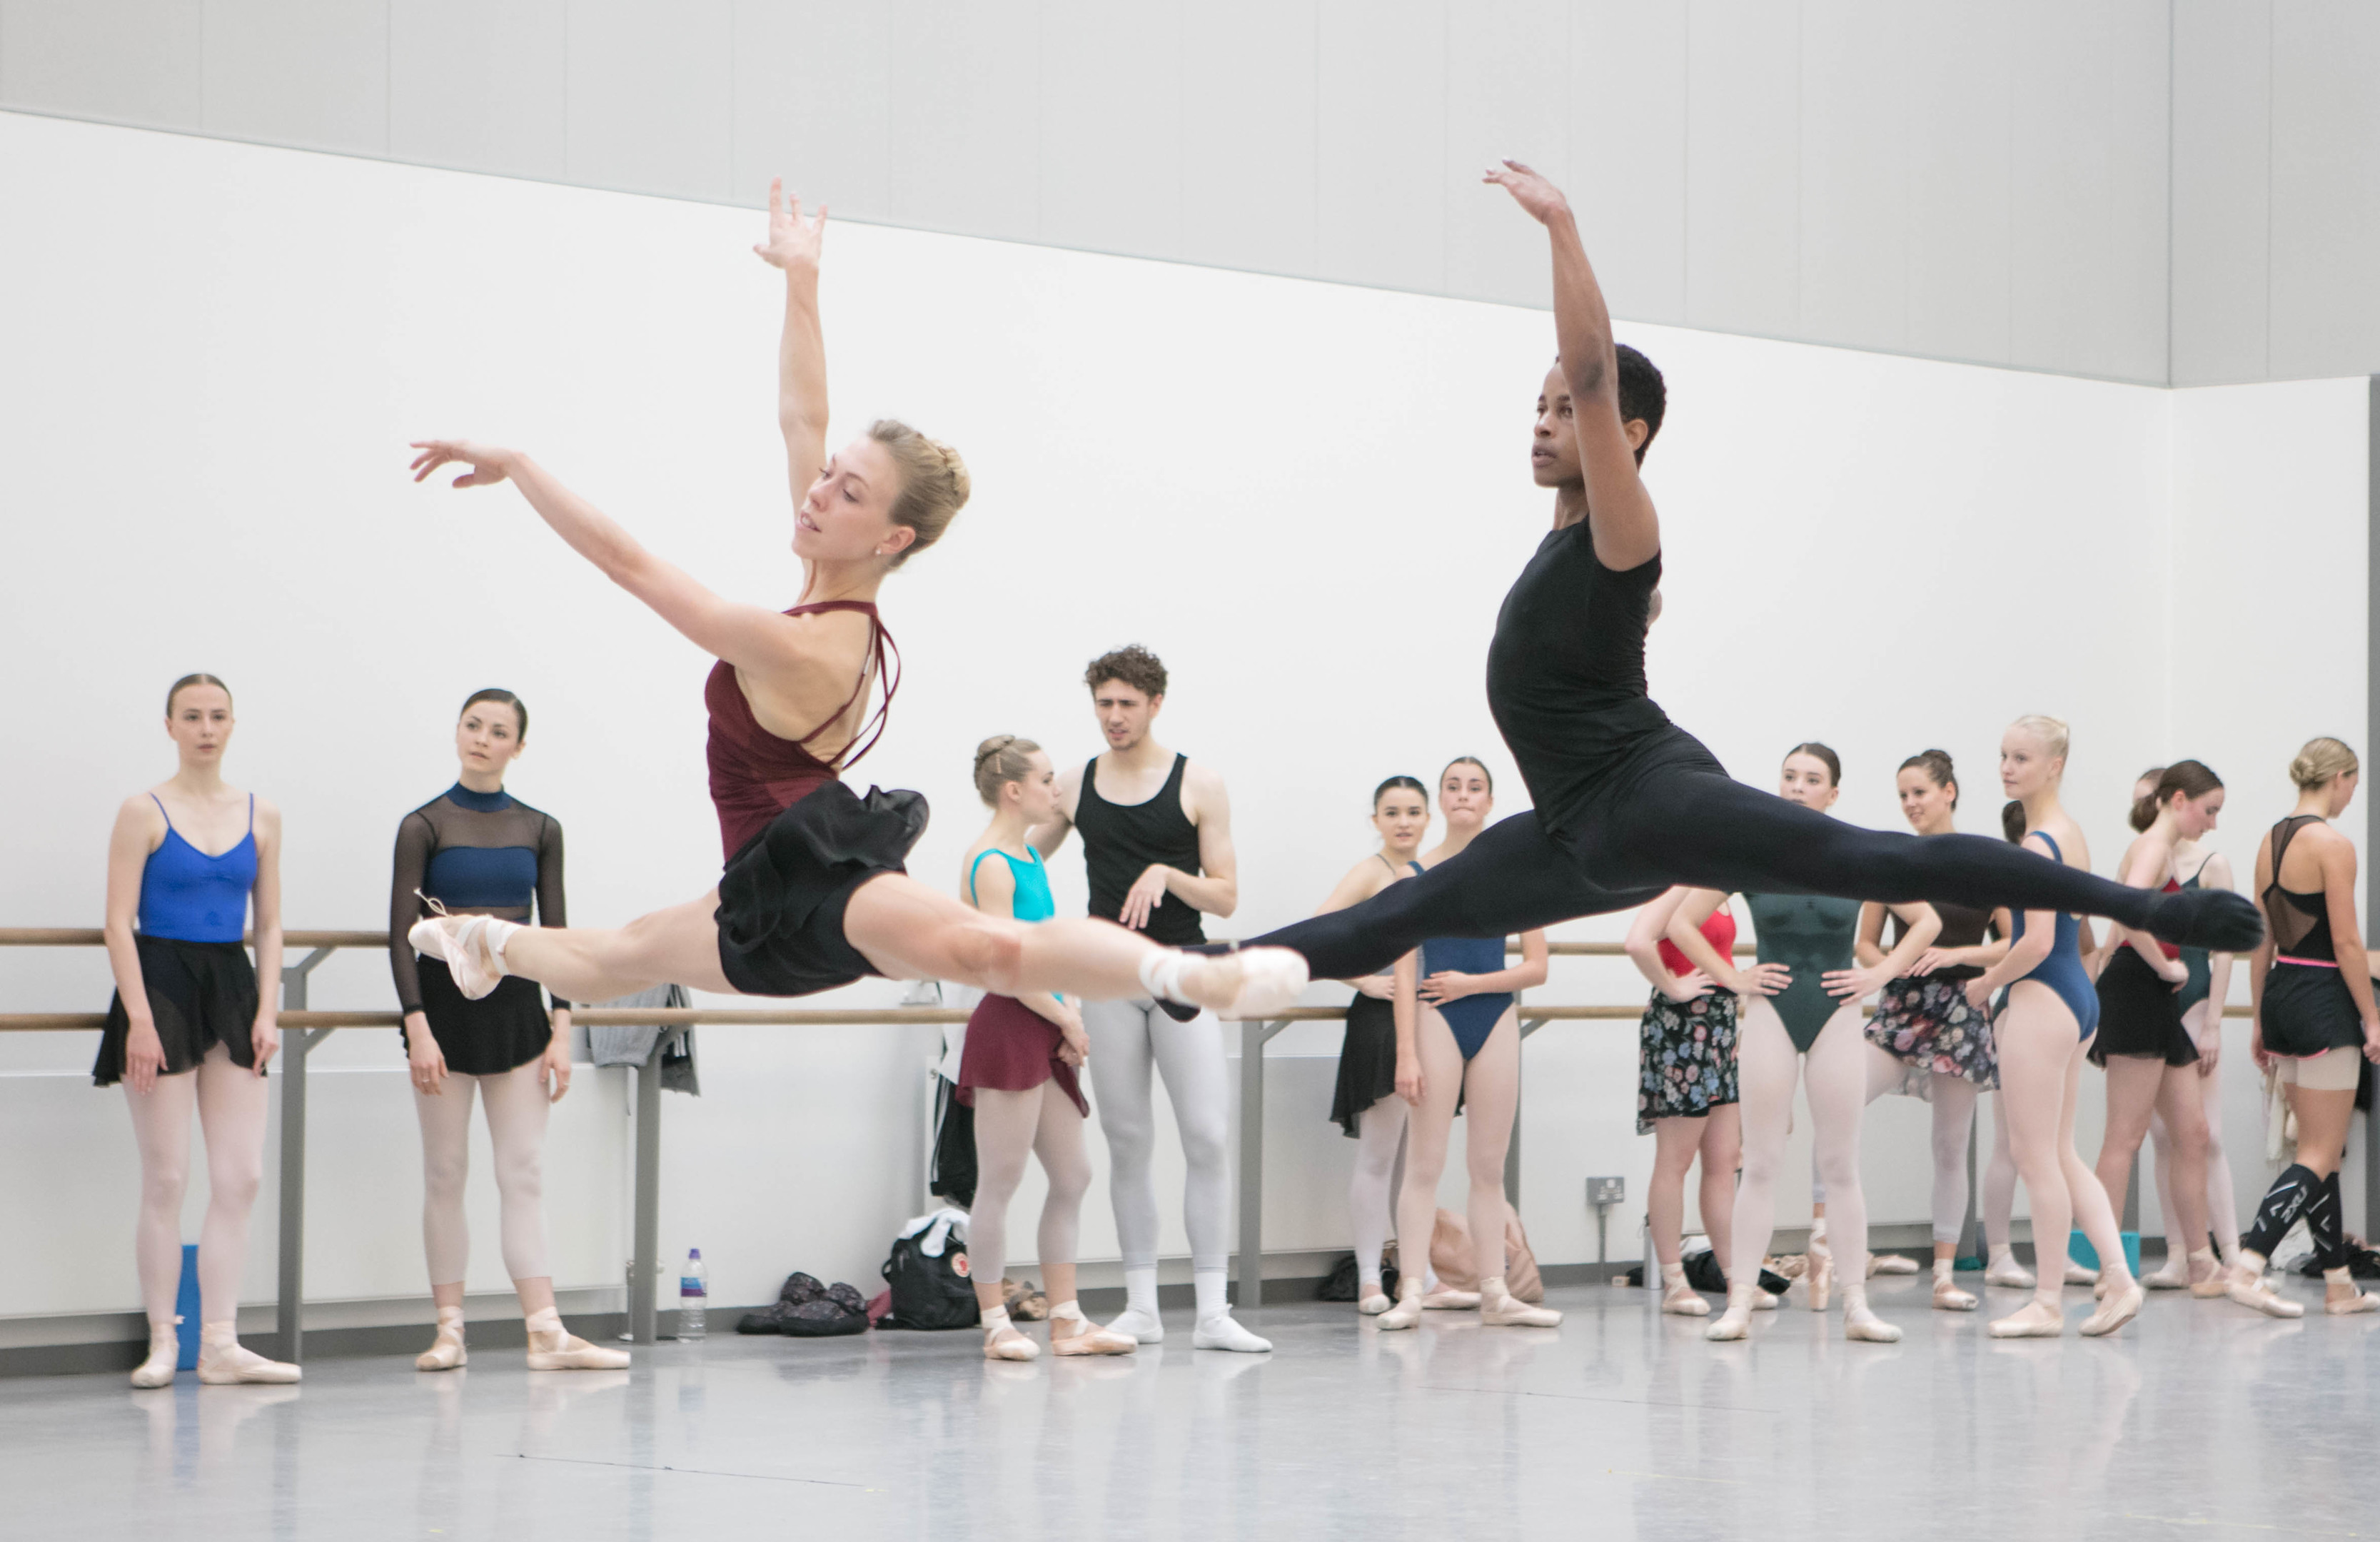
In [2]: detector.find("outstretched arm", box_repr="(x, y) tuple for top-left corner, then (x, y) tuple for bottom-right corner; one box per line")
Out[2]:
(752, 178), (829, 508)
(405, 443), (818, 678)
(1485, 160), (1659, 570)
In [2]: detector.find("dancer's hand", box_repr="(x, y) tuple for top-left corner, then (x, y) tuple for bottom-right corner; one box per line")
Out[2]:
(1396, 1055), (1425, 1107)
(752, 178), (825, 273)
(1418, 971), (1479, 1004)
(1351, 974), (1397, 1001)
(2159, 957), (2189, 987)
(2197, 1031), (2221, 1078)
(2249, 1021), (2271, 1073)
(1963, 977), (1993, 1012)
(1822, 963), (1892, 1002)
(1659, 968), (1713, 1004)
(1119, 864), (1171, 931)
(250, 1009), (279, 1076)
(540, 1012), (573, 1102)
(123, 1019), (166, 1096)
(2364, 1017), (2380, 1064)
(408, 440), (516, 488)
(407, 1012), (448, 1096)
(1483, 159), (1570, 225)
(1731, 961), (1791, 998)
(1056, 1007), (1088, 1067)
(1907, 947), (1964, 977)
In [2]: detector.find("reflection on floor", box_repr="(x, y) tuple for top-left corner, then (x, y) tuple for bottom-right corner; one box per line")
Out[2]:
(11, 1274), (2376, 1541)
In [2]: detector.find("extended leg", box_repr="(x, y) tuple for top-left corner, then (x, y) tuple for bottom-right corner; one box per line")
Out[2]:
(1603, 771), (2259, 947)
(498, 890), (736, 999)
(1241, 812), (1647, 980)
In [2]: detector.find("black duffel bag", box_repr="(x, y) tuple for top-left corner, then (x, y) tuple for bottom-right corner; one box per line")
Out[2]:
(879, 1234), (979, 1330)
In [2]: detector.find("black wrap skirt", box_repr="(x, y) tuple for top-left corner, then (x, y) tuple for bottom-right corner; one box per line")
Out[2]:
(715, 782), (928, 997)
(94, 935), (260, 1086)
(2089, 947), (2199, 1067)
(1330, 992), (1398, 1137)
(2261, 962), (2371, 1059)
(406, 957), (554, 1077)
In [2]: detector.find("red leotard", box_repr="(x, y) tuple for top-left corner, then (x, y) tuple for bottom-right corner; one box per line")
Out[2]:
(1658, 899), (1737, 979)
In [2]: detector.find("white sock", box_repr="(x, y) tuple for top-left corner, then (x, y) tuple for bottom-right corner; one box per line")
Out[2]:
(1106, 1267), (1164, 1341)
(1137, 952), (1188, 1004)
(1194, 1268), (1231, 1324)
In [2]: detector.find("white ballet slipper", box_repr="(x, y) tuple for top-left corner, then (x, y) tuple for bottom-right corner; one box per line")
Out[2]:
(2224, 1261), (2305, 1319)
(1377, 1279), (1425, 1331)
(1479, 1277), (1560, 1328)
(408, 906), (520, 1001)
(2063, 1259), (2099, 1286)
(1104, 1304), (1165, 1344)
(1705, 1286), (1756, 1342)
(196, 1324), (301, 1384)
(2079, 1281), (2143, 1337)
(415, 1306), (467, 1371)
(131, 1321), (180, 1389)
(1842, 1292), (1902, 1343)
(1356, 1291), (1393, 1315)
(1983, 1250), (2036, 1290)
(1191, 1315), (1272, 1352)
(1931, 1264), (1977, 1313)
(524, 1309), (630, 1370)
(1987, 1299), (2065, 1339)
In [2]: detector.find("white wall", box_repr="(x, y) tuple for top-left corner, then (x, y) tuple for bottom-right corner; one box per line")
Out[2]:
(0, 114), (2367, 1330)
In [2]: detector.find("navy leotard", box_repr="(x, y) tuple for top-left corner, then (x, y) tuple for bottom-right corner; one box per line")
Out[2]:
(1411, 860), (1513, 1059)
(2001, 833), (2099, 1037)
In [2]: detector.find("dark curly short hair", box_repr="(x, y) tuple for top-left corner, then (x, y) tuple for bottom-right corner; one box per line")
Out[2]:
(1084, 645), (1168, 700)
(1615, 344), (1665, 465)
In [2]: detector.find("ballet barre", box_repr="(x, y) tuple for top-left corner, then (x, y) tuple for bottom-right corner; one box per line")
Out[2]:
(0, 926), (2322, 1357)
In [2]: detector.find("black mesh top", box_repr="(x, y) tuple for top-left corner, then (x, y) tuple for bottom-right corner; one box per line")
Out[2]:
(2263, 815), (2335, 962)
(390, 784), (567, 1014)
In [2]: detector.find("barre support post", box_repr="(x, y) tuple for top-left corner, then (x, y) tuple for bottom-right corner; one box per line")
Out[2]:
(630, 1053), (663, 1345)
(274, 947), (336, 1364)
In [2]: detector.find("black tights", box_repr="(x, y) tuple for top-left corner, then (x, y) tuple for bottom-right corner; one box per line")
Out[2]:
(1251, 768), (2172, 982)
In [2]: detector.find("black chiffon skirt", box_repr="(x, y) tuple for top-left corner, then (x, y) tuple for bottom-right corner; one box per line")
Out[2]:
(407, 957), (553, 1077)
(715, 782), (928, 997)
(94, 935), (259, 1086)
(2089, 947), (2198, 1067)
(1330, 993), (1398, 1137)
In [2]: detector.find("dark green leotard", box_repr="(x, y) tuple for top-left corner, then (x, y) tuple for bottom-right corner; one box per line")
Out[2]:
(1743, 892), (1863, 1052)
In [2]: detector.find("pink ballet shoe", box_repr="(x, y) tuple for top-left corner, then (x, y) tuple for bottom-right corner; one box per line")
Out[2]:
(130, 1321), (179, 1389)
(1049, 1308), (1135, 1355)
(415, 1306), (467, 1371)
(524, 1309), (630, 1370)
(195, 1324), (301, 1384)
(1987, 1299), (2064, 1339)
(1420, 1288), (1480, 1311)
(1479, 1277), (1560, 1328)
(408, 902), (519, 1001)
(2079, 1281), (2143, 1337)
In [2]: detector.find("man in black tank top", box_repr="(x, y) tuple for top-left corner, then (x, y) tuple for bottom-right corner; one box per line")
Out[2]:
(1029, 645), (1267, 1352)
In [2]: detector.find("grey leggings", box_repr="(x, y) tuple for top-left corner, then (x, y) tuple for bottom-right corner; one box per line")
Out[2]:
(1082, 998), (1231, 1272)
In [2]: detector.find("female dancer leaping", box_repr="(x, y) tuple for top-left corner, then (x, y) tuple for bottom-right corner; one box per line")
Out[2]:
(1229, 164), (2261, 992)
(403, 183), (1302, 1029)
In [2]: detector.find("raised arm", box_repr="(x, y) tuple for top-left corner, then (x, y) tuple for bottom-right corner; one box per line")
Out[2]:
(1485, 160), (1659, 570)
(752, 178), (828, 506)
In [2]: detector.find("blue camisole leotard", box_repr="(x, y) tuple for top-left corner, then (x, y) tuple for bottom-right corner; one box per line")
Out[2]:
(1409, 860), (1513, 1059)
(2001, 832), (2099, 1036)
(139, 792), (257, 942)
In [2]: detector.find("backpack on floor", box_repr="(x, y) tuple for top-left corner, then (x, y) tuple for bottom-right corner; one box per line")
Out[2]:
(1317, 1246), (1401, 1301)
(879, 1213), (979, 1331)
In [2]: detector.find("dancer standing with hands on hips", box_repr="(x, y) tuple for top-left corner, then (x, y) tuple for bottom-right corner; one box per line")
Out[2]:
(1030, 647), (1271, 1351)
(99, 675), (298, 1387)
(1228, 163), (2261, 1008)
(403, 186), (1304, 1138)
(392, 688), (626, 1372)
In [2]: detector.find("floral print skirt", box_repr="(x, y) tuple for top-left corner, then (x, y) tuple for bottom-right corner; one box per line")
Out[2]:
(1638, 988), (1739, 1135)
(1865, 974), (1997, 1087)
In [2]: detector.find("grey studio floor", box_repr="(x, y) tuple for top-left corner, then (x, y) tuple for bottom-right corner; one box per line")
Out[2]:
(10, 1276), (2379, 1542)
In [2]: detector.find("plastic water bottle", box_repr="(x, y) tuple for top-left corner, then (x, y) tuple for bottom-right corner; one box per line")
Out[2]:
(678, 1249), (708, 1340)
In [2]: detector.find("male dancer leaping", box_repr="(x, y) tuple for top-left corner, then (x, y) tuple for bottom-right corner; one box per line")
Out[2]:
(1231, 161), (2261, 980)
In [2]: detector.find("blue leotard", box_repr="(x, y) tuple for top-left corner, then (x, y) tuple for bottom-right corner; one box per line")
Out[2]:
(1410, 860), (1513, 1059)
(2002, 832), (2099, 1037)
(138, 793), (256, 942)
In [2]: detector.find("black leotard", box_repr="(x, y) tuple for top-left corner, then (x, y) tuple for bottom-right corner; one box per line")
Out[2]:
(1239, 524), (2257, 979)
